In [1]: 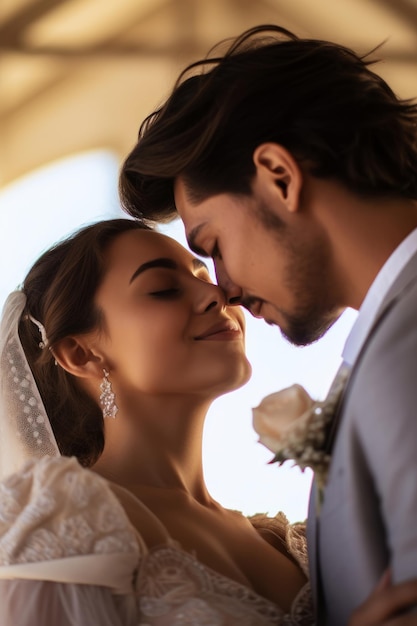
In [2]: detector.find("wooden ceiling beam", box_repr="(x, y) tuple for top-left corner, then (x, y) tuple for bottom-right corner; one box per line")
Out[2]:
(0, 40), (206, 58)
(377, 0), (417, 30)
(0, 0), (70, 44)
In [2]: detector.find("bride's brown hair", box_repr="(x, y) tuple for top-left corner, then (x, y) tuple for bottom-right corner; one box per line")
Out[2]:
(19, 218), (151, 467)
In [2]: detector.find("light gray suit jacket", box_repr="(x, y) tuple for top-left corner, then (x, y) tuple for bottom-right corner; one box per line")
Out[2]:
(307, 250), (417, 626)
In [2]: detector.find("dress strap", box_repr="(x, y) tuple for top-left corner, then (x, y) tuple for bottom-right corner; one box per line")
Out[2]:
(0, 552), (138, 595)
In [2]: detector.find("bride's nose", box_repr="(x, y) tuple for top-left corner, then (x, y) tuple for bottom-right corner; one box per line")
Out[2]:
(195, 281), (227, 313)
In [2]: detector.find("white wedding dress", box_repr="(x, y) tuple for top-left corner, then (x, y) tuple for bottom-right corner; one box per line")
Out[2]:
(0, 456), (313, 625)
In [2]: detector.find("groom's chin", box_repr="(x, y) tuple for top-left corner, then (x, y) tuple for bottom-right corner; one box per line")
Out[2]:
(280, 313), (342, 347)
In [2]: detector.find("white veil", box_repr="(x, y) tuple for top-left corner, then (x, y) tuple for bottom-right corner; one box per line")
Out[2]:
(0, 291), (59, 480)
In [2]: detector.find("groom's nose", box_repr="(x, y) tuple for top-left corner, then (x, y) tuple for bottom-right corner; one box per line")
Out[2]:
(214, 260), (242, 305)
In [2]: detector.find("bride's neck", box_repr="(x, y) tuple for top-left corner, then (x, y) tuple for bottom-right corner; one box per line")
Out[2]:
(92, 401), (210, 501)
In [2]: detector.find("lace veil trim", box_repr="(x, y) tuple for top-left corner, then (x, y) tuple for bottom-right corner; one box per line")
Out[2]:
(0, 292), (60, 480)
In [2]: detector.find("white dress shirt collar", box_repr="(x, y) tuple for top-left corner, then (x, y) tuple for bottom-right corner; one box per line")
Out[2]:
(342, 227), (417, 367)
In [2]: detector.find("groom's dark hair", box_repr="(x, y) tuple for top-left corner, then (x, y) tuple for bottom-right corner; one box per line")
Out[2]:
(119, 24), (417, 222)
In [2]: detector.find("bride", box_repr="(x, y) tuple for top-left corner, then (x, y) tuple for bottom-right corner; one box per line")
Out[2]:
(0, 218), (415, 625)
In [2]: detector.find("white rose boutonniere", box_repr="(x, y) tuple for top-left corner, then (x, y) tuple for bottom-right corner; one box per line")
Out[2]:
(253, 366), (350, 511)
(252, 385), (333, 509)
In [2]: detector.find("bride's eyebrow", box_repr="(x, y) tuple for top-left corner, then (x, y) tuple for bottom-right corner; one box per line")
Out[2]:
(129, 257), (208, 284)
(129, 258), (176, 284)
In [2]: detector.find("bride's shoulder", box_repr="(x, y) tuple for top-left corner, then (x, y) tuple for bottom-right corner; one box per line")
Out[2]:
(248, 511), (306, 538)
(0, 455), (117, 510)
(0, 456), (140, 566)
(248, 511), (309, 575)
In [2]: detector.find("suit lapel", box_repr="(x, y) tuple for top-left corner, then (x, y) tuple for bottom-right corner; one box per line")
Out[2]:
(307, 482), (321, 623)
(308, 361), (352, 623)
(310, 248), (417, 621)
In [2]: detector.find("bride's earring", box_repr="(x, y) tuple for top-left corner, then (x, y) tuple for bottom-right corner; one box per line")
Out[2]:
(99, 368), (118, 419)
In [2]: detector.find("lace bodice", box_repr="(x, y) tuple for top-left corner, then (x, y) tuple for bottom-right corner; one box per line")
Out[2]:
(0, 457), (313, 625)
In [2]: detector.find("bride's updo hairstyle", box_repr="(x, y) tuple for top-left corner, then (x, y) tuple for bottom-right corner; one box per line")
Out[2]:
(19, 218), (151, 467)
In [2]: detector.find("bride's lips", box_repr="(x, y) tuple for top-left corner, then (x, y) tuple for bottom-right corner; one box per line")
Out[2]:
(195, 320), (242, 341)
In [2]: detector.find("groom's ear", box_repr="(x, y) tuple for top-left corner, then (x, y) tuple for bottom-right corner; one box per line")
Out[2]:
(52, 335), (104, 380)
(252, 143), (302, 213)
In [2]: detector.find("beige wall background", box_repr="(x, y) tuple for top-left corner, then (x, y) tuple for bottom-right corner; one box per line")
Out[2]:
(1, 0), (417, 190)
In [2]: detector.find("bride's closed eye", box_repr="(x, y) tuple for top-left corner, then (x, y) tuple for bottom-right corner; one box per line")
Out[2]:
(149, 288), (180, 298)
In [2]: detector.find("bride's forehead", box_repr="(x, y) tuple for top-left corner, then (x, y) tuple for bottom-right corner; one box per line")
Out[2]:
(108, 228), (193, 265)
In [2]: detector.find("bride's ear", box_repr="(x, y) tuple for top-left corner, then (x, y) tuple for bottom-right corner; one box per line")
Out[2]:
(52, 336), (104, 380)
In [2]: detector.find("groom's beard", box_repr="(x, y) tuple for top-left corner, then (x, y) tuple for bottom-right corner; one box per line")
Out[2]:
(267, 218), (341, 347)
(279, 305), (343, 347)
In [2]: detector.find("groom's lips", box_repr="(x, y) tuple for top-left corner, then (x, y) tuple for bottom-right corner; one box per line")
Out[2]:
(241, 295), (264, 319)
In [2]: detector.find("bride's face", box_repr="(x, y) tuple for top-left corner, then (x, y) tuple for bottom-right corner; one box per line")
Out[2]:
(93, 229), (251, 400)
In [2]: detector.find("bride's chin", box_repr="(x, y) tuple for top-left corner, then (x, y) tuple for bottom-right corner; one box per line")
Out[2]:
(201, 357), (252, 398)
(241, 360), (252, 385)
(225, 359), (253, 392)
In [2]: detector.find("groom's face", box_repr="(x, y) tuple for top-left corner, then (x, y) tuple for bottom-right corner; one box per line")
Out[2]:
(174, 177), (343, 346)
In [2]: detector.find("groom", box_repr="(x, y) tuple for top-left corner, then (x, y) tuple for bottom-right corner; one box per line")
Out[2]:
(119, 25), (417, 624)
